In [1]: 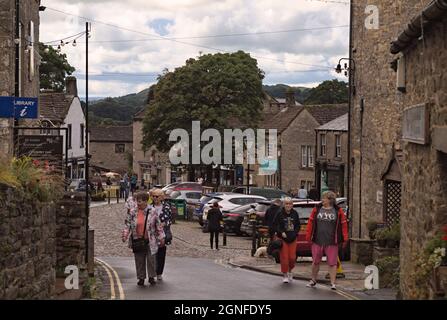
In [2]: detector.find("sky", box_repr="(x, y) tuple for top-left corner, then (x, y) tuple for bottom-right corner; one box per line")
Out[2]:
(39, 0), (350, 98)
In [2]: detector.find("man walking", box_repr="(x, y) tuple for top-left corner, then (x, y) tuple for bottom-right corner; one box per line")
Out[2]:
(297, 185), (308, 199)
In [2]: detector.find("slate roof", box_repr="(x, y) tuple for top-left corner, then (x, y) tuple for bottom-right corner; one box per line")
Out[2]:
(89, 126), (133, 142)
(261, 106), (304, 133)
(316, 113), (348, 131)
(39, 92), (74, 122)
(305, 104), (348, 125)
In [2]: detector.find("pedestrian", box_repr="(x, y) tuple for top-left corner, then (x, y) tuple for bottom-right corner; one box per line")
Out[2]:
(122, 192), (165, 286)
(123, 172), (130, 199)
(97, 178), (104, 193)
(274, 197), (300, 283)
(130, 174), (137, 194)
(141, 177), (146, 190)
(106, 176), (112, 186)
(308, 185), (319, 201)
(264, 199), (282, 239)
(305, 190), (348, 290)
(297, 185), (308, 199)
(119, 178), (126, 199)
(149, 188), (173, 281)
(207, 202), (223, 250)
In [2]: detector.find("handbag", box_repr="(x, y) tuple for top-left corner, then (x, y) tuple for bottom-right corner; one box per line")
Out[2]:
(132, 211), (149, 253)
(164, 225), (173, 245)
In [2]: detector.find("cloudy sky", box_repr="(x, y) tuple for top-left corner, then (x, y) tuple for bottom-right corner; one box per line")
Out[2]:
(39, 0), (350, 98)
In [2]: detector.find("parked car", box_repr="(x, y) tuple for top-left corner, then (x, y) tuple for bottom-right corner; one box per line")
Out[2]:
(164, 182), (203, 196)
(193, 192), (228, 226)
(240, 201), (270, 236)
(232, 186), (291, 200)
(222, 203), (256, 235)
(202, 193), (267, 232)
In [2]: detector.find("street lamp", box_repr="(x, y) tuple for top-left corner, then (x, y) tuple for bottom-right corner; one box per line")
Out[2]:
(335, 57), (356, 96)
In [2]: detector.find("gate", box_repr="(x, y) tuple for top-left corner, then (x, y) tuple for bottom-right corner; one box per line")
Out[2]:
(384, 180), (401, 227)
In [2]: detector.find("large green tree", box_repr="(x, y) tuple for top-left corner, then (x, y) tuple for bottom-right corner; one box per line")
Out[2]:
(142, 51), (265, 155)
(39, 43), (75, 92)
(304, 79), (348, 105)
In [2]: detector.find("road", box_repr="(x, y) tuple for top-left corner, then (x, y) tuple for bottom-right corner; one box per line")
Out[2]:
(96, 256), (351, 300)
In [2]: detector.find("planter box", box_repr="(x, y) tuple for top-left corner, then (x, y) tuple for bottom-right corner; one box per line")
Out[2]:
(373, 246), (399, 261)
(350, 238), (375, 265)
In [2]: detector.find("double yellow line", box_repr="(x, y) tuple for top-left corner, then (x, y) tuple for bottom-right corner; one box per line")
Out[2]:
(95, 258), (125, 300)
(334, 288), (360, 300)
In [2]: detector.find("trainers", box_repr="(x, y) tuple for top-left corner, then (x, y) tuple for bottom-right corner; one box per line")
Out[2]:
(283, 275), (289, 284)
(157, 275), (163, 281)
(148, 277), (156, 285)
(137, 279), (145, 286)
(331, 284), (337, 291)
(288, 273), (294, 282)
(306, 279), (317, 288)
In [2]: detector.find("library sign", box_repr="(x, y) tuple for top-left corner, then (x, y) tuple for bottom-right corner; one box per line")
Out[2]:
(0, 96), (38, 119)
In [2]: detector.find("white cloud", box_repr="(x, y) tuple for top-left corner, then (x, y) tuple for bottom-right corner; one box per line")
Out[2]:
(39, 0), (350, 96)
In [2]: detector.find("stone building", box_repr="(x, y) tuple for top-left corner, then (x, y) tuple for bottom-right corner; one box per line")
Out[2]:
(257, 103), (348, 194)
(89, 126), (133, 174)
(315, 113), (348, 197)
(132, 108), (171, 186)
(0, 0), (42, 156)
(349, 0), (447, 298)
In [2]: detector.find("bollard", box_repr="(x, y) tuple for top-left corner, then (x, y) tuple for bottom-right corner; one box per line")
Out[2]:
(251, 220), (257, 257)
(116, 189), (119, 203)
(108, 190), (110, 204)
(88, 229), (95, 276)
(223, 224), (227, 246)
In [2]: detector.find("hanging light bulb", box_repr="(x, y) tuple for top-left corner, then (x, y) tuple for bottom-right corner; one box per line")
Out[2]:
(57, 45), (61, 52)
(44, 47), (50, 53)
(72, 40), (77, 47)
(60, 40), (65, 47)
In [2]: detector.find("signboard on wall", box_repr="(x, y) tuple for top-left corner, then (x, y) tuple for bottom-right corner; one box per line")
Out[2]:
(0, 97), (38, 119)
(17, 135), (63, 172)
(402, 103), (429, 144)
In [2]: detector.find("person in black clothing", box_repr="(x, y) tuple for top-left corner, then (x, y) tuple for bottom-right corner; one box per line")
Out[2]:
(274, 197), (301, 284)
(264, 199), (282, 239)
(207, 202), (223, 250)
(308, 185), (319, 201)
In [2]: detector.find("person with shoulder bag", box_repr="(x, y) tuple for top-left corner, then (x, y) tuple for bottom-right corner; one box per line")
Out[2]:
(275, 197), (300, 284)
(122, 192), (165, 286)
(149, 188), (173, 281)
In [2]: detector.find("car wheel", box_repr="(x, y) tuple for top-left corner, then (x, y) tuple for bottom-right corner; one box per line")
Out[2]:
(198, 217), (204, 226)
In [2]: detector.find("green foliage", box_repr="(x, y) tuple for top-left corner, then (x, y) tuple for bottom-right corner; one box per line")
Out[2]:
(142, 51), (265, 155)
(303, 79), (348, 105)
(366, 219), (380, 232)
(0, 156), (64, 203)
(374, 228), (388, 241)
(374, 256), (400, 289)
(388, 223), (401, 242)
(39, 43), (75, 92)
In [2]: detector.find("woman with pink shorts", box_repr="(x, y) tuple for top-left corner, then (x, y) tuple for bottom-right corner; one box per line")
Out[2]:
(305, 191), (348, 290)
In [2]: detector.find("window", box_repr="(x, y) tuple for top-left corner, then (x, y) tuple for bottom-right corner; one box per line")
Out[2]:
(301, 145), (314, 168)
(335, 135), (341, 158)
(320, 134), (326, 156)
(301, 146), (308, 167)
(308, 146), (314, 167)
(80, 124), (84, 148)
(67, 124), (72, 149)
(115, 144), (125, 153)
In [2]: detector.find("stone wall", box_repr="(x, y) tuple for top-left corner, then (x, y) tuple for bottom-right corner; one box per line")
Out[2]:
(397, 14), (447, 299)
(0, 184), (88, 299)
(0, 183), (56, 299)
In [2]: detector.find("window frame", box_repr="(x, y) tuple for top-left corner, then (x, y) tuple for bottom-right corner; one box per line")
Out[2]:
(67, 124), (72, 149)
(319, 133), (326, 156)
(115, 143), (125, 153)
(335, 134), (342, 158)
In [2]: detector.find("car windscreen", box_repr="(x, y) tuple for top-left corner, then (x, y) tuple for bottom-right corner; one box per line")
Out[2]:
(186, 192), (202, 200)
(200, 196), (212, 203)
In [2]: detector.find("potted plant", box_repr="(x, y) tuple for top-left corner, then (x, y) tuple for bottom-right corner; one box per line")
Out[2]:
(366, 220), (380, 240)
(375, 228), (388, 247)
(386, 223), (400, 248)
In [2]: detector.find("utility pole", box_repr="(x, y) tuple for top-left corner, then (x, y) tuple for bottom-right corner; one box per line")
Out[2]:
(85, 22), (91, 264)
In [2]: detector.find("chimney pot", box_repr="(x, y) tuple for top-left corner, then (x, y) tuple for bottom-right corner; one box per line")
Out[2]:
(65, 76), (78, 97)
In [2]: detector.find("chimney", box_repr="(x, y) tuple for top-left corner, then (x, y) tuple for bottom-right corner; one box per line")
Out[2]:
(65, 76), (78, 97)
(285, 88), (295, 106)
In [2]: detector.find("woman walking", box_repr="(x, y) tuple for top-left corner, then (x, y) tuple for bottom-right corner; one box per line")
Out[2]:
(274, 197), (300, 283)
(150, 188), (173, 281)
(122, 192), (165, 286)
(305, 191), (348, 290)
(207, 202), (223, 250)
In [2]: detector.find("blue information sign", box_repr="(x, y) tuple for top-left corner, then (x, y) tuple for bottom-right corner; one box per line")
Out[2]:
(0, 96), (38, 119)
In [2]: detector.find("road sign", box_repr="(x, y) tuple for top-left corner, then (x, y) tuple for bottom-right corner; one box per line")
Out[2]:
(0, 96), (38, 119)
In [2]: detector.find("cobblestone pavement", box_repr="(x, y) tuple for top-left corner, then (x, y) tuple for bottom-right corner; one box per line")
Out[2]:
(89, 203), (253, 261)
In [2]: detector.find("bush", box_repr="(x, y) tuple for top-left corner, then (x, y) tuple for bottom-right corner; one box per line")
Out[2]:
(366, 220), (380, 232)
(374, 256), (400, 289)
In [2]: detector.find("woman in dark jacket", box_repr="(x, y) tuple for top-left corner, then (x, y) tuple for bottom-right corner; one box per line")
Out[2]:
(274, 197), (300, 283)
(207, 202), (223, 250)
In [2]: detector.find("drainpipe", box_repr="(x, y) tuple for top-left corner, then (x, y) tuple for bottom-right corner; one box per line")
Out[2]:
(359, 98), (364, 238)
(347, 0), (353, 237)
